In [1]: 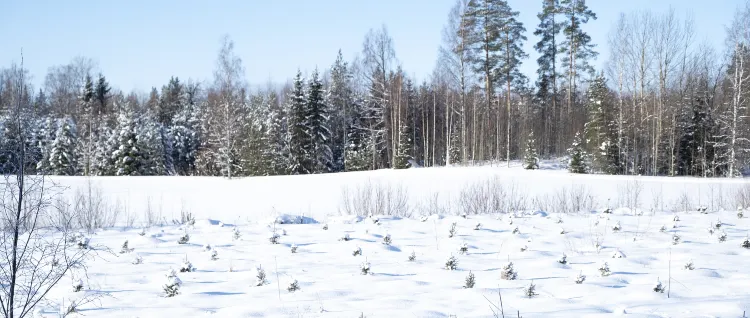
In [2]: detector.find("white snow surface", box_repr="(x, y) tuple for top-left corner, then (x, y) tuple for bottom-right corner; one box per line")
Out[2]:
(31, 163), (750, 317)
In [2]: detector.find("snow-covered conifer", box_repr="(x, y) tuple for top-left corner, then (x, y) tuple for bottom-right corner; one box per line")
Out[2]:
(408, 251), (416, 262)
(523, 132), (540, 170)
(255, 266), (267, 286)
(558, 253), (567, 265)
(567, 132), (588, 173)
(290, 244), (298, 253)
(575, 271), (586, 284)
(352, 246), (362, 256)
(382, 234), (392, 245)
(448, 222), (457, 238)
(445, 255), (458, 270)
(598, 262), (611, 276)
(120, 240), (133, 254)
(464, 271), (476, 288)
(163, 269), (182, 297)
(458, 242), (469, 255)
(287, 278), (300, 292)
(177, 233), (189, 244)
(523, 281), (537, 298)
(360, 260), (371, 275)
(180, 258), (194, 273)
(72, 279), (83, 292)
(501, 262), (517, 280)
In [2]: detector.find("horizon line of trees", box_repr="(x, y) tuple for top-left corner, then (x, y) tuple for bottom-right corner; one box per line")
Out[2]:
(3, 0), (750, 178)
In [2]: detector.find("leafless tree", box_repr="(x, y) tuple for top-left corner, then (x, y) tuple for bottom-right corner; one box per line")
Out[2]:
(0, 52), (94, 318)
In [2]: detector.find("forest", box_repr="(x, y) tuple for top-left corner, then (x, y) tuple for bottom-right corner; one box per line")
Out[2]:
(2, 0), (750, 178)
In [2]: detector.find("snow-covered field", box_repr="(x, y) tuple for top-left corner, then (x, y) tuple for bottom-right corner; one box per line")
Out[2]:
(36, 163), (750, 317)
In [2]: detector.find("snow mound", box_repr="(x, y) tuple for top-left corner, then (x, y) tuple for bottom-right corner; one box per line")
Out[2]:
(612, 207), (651, 216)
(194, 219), (230, 228)
(268, 214), (318, 225)
(328, 215), (364, 224)
(530, 210), (549, 217)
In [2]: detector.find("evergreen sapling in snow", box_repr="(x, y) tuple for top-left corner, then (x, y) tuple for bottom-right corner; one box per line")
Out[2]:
(72, 279), (83, 292)
(501, 262), (517, 280)
(291, 244), (298, 253)
(558, 253), (567, 265)
(567, 132), (588, 173)
(523, 281), (538, 298)
(255, 266), (267, 286)
(598, 262), (611, 276)
(120, 240), (133, 254)
(180, 257), (194, 272)
(163, 269), (182, 297)
(653, 278), (665, 293)
(464, 271), (476, 289)
(287, 278), (300, 292)
(458, 242), (469, 255)
(382, 234), (392, 245)
(523, 132), (540, 170)
(177, 232), (189, 244)
(360, 260), (371, 275)
(575, 271), (586, 284)
(445, 255), (458, 270)
(353, 246), (362, 257)
(448, 222), (457, 238)
(210, 250), (219, 261)
(408, 251), (416, 262)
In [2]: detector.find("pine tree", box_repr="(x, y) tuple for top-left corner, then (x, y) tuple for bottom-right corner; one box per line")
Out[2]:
(307, 69), (333, 173)
(288, 70), (312, 174)
(111, 103), (144, 176)
(48, 117), (78, 175)
(584, 74), (621, 174)
(327, 50), (353, 172)
(534, 0), (563, 155)
(78, 74), (96, 176)
(170, 101), (201, 176)
(560, 0), (598, 110)
(94, 74), (111, 116)
(523, 131), (539, 169)
(344, 96), (371, 171)
(568, 131), (587, 173)
(92, 125), (116, 175)
(262, 91), (290, 175)
(34, 117), (57, 173)
(394, 120), (412, 169)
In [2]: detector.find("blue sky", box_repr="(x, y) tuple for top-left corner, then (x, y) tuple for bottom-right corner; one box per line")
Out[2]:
(0, 0), (743, 93)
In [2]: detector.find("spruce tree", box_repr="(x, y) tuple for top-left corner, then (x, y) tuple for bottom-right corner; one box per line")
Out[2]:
(307, 69), (333, 173)
(394, 121), (412, 169)
(344, 96), (370, 172)
(288, 70), (312, 174)
(568, 131), (587, 173)
(584, 74), (620, 174)
(326, 50), (353, 172)
(263, 91), (290, 175)
(48, 117), (78, 175)
(170, 101), (200, 176)
(111, 103), (144, 176)
(35, 117), (57, 173)
(94, 74), (111, 116)
(523, 131), (539, 170)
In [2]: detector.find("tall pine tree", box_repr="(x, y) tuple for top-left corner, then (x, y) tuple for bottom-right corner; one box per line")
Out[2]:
(288, 70), (312, 174)
(307, 69), (333, 173)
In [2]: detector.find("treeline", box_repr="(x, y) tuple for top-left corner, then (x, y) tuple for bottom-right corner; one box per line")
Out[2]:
(2, 0), (750, 177)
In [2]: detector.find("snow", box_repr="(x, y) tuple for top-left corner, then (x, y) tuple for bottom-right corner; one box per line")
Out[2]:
(29, 164), (750, 317)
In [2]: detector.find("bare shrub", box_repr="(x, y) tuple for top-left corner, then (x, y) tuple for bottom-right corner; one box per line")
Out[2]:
(707, 184), (729, 212)
(549, 185), (595, 215)
(732, 183), (750, 212)
(672, 191), (693, 213)
(339, 180), (410, 217)
(74, 180), (119, 232)
(415, 193), (453, 217)
(458, 177), (527, 215)
(618, 179), (643, 212)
